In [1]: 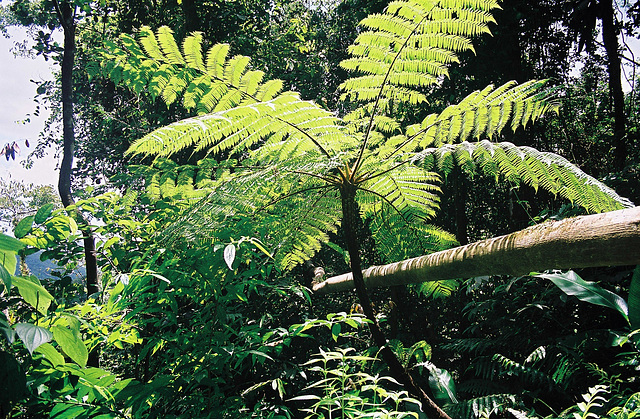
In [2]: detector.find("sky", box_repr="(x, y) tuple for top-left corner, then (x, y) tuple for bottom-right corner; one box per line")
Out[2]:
(0, 26), (58, 187)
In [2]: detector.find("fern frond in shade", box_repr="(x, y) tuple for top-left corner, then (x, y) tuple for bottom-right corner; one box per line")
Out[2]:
(101, 26), (284, 114)
(414, 140), (633, 213)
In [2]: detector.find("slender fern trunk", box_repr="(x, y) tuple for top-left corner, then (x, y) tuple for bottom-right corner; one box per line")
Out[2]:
(340, 183), (451, 419)
(55, 0), (100, 302)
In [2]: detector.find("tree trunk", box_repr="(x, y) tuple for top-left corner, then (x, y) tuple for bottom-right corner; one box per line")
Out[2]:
(600, 0), (627, 171)
(314, 206), (640, 294)
(55, 1), (100, 298)
(340, 184), (452, 419)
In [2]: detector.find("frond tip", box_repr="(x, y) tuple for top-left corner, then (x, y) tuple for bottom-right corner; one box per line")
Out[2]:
(415, 140), (634, 213)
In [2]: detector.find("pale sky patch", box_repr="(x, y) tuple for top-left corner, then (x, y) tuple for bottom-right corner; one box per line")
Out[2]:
(0, 26), (59, 186)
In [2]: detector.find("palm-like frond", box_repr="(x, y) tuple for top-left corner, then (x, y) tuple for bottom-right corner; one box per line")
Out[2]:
(339, 0), (499, 113)
(126, 93), (351, 160)
(101, 26), (284, 114)
(413, 140), (633, 213)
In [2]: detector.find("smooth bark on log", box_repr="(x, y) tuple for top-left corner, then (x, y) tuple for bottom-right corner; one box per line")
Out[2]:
(313, 206), (640, 294)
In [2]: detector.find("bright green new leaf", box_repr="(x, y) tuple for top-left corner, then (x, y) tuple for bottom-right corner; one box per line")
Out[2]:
(14, 216), (35, 239)
(12, 276), (54, 315)
(34, 203), (55, 224)
(35, 342), (66, 367)
(0, 233), (25, 252)
(537, 271), (629, 322)
(52, 325), (89, 368)
(14, 323), (53, 354)
(0, 262), (13, 291)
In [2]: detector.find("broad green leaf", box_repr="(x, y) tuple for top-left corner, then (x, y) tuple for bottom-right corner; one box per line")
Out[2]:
(629, 266), (640, 331)
(12, 276), (54, 315)
(224, 243), (236, 270)
(537, 271), (629, 322)
(426, 364), (458, 405)
(50, 403), (87, 418)
(14, 323), (53, 354)
(331, 323), (341, 342)
(0, 263), (12, 291)
(14, 216), (35, 239)
(52, 325), (88, 368)
(34, 203), (55, 224)
(35, 342), (65, 367)
(45, 216), (77, 240)
(0, 233), (25, 252)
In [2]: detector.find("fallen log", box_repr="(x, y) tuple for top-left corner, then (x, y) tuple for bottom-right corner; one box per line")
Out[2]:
(312, 206), (640, 294)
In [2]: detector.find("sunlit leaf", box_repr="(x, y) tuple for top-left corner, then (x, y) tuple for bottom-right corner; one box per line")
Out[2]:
(224, 243), (236, 270)
(536, 271), (629, 322)
(14, 323), (53, 354)
(34, 203), (55, 224)
(52, 325), (88, 368)
(14, 216), (35, 239)
(12, 276), (54, 315)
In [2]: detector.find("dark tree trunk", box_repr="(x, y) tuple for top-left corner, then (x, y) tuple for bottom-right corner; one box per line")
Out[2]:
(55, 1), (100, 300)
(340, 183), (452, 419)
(181, 0), (199, 34)
(452, 168), (468, 245)
(600, 0), (627, 171)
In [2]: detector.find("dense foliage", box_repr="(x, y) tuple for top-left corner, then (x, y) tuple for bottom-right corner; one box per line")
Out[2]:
(1, 0), (640, 418)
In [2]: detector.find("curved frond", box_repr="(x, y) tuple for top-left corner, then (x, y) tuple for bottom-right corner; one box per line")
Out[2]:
(414, 140), (633, 213)
(126, 93), (350, 161)
(101, 26), (284, 114)
(379, 80), (561, 158)
(339, 0), (500, 119)
(358, 162), (442, 221)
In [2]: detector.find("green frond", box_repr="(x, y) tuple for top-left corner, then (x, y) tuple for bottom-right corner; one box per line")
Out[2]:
(157, 26), (185, 65)
(414, 140), (633, 213)
(359, 163), (442, 221)
(271, 188), (342, 270)
(492, 353), (557, 389)
(417, 279), (460, 298)
(128, 159), (214, 201)
(392, 80), (560, 153)
(340, 0), (500, 118)
(205, 43), (230, 79)
(182, 31), (205, 72)
(137, 26), (165, 62)
(366, 203), (457, 267)
(126, 93), (348, 161)
(101, 26), (284, 113)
